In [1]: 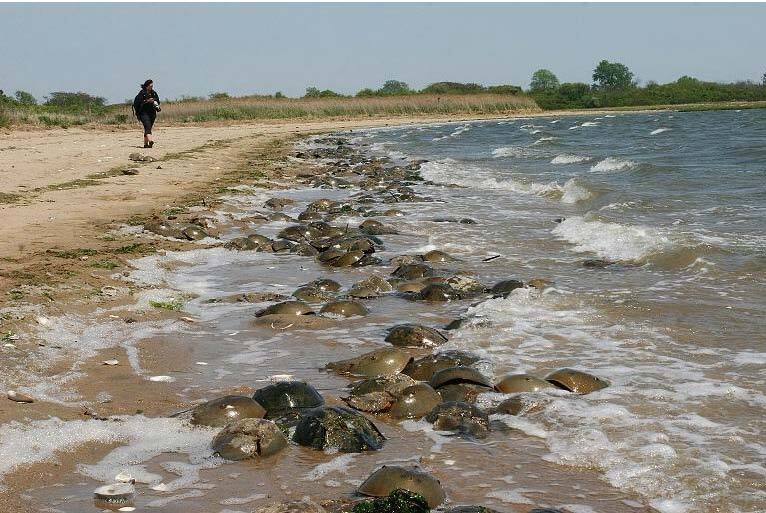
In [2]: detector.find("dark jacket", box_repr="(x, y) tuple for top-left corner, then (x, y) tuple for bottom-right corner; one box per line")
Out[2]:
(132, 89), (160, 118)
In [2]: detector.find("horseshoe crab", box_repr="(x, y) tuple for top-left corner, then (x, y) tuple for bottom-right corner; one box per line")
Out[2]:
(306, 198), (336, 211)
(252, 381), (324, 419)
(403, 351), (481, 381)
(144, 219), (181, 238)
(354, 489), (429, 513)
(527, 278), (554, 290)
(392, 264), (434, 281)
(436, 384), (488, 403)
(320, 300), (369, 317)
(345, 374), (418, 412)
(330, 250), (365, 268)
(269, 212), (294, 222)
(246, 233), (272, 247)
(421, 250), (453, 263)
(224, 237), (259, 251)
(292, 243), (320, 256)
(490, 279), (524, 298)
(359, 219), (397, 235)
(425, 401), (490, 438)
(494, 374), (558, 394)
(182, 225), (208, 241)
(446, 507), (503, 513)
(358, 466), (446, 508)
(389, 383), (442, 419)
(431, 366), (493, 389)
(211, 418), (287, 460)
(385, 324), (447, 348)
(383, 209), (405, 217)
(292, 406), (385, 452)
(255, 300), (314, 318)
(326, 348), (413, 377)
(545, 368), (609, 394)
(446, 275), (486, 296)
(349, 274), (393, 298)
(306, 278), (342, 292)
(293, 286), (334, 303)
(297, 210), (323, 221)
(492, 394), (549, 416)
(417, 283), (460, 302)
(190, 395), (266, 427)
(271, 239), (296, 253)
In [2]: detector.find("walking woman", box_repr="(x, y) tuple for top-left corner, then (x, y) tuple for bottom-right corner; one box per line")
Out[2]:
(132, 79), (161, 148)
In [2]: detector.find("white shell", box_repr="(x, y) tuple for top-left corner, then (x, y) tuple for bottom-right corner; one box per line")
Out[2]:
(103, 360), (120, 366)
(93, 483), (135, 502)
(7, 390), (34, 403)
(148, 375), (175, 382)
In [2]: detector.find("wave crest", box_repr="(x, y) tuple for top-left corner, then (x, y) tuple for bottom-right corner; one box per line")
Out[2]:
(590, 157), (638, 173)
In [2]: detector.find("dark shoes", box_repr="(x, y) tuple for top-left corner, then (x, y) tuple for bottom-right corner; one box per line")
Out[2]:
(149, 141), (154, 148)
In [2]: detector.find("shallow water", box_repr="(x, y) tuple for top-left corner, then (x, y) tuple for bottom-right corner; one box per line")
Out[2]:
(8, 110), (766, 513)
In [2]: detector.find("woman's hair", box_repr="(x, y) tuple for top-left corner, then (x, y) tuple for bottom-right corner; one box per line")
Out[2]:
(141, 79), (154, 90)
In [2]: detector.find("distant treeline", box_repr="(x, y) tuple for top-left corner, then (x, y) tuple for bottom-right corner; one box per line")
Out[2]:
(528, 61), (766, 109)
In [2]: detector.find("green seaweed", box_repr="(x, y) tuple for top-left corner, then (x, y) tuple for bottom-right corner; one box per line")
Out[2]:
(352, 489), (429, 513)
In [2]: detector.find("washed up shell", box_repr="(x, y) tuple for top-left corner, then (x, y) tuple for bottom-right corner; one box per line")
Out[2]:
(330, 250), (365, 268)
(385, 324), (447, 348)
(182, 225), (208, 241)
(326, 348), (413, 377)
(211, 418), (287, 460)
(320, 300), (368, 318)
(358, 465), (446, 508)
(7, 390), (34, 403)
(224, 237), (259, 251)
(430, 366), (492, 389)
(102, 359), (120, 366)
(252, 381), (324, 419)
(392, 263), (434, 280)
(148, 375), (175, 382)
(494, 374), (558, 394)
(403, 351), (481, 381)
(190, 395), (266, 427)
(389, 383), (442, 419)
(349, 374), (417, 397)
(292, 406), (385, 452)
(255, 300), (314, 317)
(437, 383), (488, 403)
(93, 483), (135, 506)
(546, 368), (609, 394)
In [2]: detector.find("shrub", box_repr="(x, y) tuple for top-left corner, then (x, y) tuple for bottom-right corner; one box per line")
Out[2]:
(44, 91), (106, 110)
(14, 90), (37, 105)
(209, 92), (230, 101)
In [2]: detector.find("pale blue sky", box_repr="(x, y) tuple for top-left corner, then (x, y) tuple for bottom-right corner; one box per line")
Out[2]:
(1, 3), (764, 103)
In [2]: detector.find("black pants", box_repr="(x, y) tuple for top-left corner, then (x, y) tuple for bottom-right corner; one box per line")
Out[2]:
(139, 111), (156, 135)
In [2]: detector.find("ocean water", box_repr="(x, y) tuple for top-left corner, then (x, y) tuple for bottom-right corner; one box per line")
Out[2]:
(5, 110), (765, 513)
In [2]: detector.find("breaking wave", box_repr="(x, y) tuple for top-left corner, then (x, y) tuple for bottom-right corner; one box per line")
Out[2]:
(590, 157), (638, 173)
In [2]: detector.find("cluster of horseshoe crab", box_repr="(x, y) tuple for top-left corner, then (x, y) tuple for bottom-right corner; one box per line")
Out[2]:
(134, 136), (612, 512)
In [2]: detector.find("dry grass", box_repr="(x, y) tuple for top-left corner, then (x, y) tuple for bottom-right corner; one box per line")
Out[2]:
(4, 94), (540, 129)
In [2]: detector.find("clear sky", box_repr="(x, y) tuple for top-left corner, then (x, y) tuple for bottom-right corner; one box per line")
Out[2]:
(1, 3), (764, 103)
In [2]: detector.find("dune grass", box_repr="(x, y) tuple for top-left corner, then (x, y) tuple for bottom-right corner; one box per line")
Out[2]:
(2, 94), (540, 129)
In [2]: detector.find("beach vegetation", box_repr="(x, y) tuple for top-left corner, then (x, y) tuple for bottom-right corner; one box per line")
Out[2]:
(592, 60), (635, 90)
(14, 90), (37, 105)
(149, 298), (185, 311)
(530, 69), (560, 92)
(304, 87), (345, 98)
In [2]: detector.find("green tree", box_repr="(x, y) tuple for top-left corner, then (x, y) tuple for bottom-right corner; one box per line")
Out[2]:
(378, 80), (411, 95)
(530, 69), (560, 92)
(355, 88), (376, 97)
(274, 91), (285, 98)
(592, 60), (635, 90)
(14, 90), (37, 105)
(44, 91), (106, 109)
(208, 92), (230, 101)
(304, 87), (321, 98)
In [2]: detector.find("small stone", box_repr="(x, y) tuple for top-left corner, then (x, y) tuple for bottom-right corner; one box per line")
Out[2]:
(7, 390), (34, 403)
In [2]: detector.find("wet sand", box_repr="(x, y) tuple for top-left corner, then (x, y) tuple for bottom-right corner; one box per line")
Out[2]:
(0, 115), (665, 513)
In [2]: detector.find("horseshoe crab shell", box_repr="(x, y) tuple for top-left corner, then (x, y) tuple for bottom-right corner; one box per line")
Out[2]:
(144, 219), (179, 237)
(93, 483), (135, 508)
(330, 250), (365, 268)
(385, 324), (447, 348)
(358, 465), (446, 508)
(224, 237), (259, 251)
(494, 374), (558, 394)
(425, 401), (490, 438)
(349, 374), (417, 397)
(246, 233), (272, 247)
(389, 383), (442, 419)
(402, 351), (481, 381)
(437, 383), (488, 404)
(492, 394), (549, 416)
(182, 225), (208, 241)
(190, 395), (266, 427)
(255, 300), (314, 317)
(320, 300), (369, 317)
(211, 418), (288, 460)
(417, 283), (460, 302)
(292, 286), (334, 303)
(392, 263), (434, 281)
(430, 366), (493, 389)
(421, 250), (453, 263)
(292, 406), (385, 452)
(446, 507), (503, 513)
(490, 279), (524, 298)
(545, 368), (609, 394)
(306, 278), (342, 292)
(326, 348), (413, 377)
(252, 381), (324, 419)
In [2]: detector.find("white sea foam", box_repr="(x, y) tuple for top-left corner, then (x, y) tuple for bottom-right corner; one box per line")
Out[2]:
(552, 216), (672, 261)
(551, 154), (590, 165)
(559, 178), (593, 204)
(590, 157), (638, 173)
(491, 146), (537, 158)
(650, 128), (671, 135)
(0, 416), (216, 485)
